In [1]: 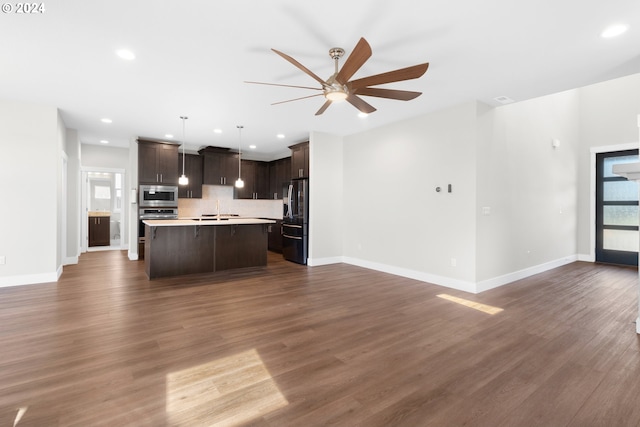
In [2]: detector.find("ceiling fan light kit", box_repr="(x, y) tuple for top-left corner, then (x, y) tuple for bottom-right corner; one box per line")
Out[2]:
(324, 87), (348, 101)
(247, 37), (429, 116)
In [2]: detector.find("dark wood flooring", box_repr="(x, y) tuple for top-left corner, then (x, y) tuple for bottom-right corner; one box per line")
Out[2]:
(0, 251), (639, 426)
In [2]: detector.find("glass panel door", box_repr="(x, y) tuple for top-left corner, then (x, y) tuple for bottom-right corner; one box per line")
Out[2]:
(596, 150), (639, 266)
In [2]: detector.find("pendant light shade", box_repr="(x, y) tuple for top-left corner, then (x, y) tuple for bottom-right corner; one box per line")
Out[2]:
(235, 125), (244, 188)
(179, 116), (189, 186)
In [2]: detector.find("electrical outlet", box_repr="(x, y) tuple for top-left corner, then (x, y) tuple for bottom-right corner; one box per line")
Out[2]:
(0, 255), (5, 265)
(451, 258), (457, 267)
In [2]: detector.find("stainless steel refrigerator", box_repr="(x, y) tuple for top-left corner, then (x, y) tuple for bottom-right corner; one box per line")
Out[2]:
(282, 178), (308, 264)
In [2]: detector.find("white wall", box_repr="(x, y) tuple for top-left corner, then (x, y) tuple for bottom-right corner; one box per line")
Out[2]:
(340, 102), (479, 292)
(308, 131), (344, 264)
(56, 111), (66, 272)
(65, 129), (81, 263)
(475, 90), (580, 290)
(0, 100), (60, 286)
(81, 143), (129, 169)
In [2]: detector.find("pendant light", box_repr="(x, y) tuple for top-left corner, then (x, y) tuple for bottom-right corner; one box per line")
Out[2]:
(235, 125), (244, 188)
(178, 115), (189, 186)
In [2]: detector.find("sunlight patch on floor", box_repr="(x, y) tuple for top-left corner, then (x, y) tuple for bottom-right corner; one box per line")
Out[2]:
(166, 348), (288, 426)
(13, 407), (28, 427)
(437, 294), (504, 315)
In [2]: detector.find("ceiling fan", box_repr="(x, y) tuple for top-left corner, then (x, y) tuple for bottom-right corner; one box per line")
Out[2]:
(246, 37), (429, 116)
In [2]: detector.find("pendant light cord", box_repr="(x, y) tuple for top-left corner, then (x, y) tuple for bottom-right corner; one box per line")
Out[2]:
(237, 125), (243, 177)
(181, 116), (187, 175)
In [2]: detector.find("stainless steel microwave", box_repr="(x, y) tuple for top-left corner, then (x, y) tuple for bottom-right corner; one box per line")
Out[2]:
(139, 185), (178, 207)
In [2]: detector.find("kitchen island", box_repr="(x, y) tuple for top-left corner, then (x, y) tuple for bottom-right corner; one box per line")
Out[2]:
(143, 217), (275, 279)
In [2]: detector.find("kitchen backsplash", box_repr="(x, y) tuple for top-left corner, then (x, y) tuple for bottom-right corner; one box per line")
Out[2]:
(178, 185), (283, 219)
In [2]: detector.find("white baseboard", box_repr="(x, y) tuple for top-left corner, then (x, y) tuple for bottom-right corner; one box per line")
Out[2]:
(63, 256), (79, 265)
(0, 271), (59, 288)
(577, 253), (594, 262)
(128, 251), (138, 261)
(475, 255), (578, 293)
(342, 256), (477, 294)
(312, 254), (581, 295)
(307, 256), (343, 266)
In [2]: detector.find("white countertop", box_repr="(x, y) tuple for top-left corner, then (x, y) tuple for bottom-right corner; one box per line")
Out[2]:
(143, 217), (275, 227)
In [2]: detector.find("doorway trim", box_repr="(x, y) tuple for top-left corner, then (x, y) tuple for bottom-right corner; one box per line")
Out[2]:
(81, 166), (127, 253)
(589, 142), (639, 263)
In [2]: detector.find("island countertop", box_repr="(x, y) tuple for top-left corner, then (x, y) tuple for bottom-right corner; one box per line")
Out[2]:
(143, 217), (276, 227)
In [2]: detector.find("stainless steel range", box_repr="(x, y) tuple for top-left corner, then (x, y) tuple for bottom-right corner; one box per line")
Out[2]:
(139, 207), (178, 220)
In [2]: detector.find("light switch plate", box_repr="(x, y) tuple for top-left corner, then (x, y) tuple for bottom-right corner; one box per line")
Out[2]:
(0, 256), (5, 265)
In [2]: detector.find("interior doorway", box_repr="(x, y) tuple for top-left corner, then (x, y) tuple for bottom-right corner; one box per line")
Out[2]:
(81, 168), (127, 253)
(595, 149), (639, 266)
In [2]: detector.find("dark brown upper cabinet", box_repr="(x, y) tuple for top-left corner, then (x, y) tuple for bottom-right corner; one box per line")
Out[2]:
(199, 146), (238, 186)
(290, 141), (309, 179)
(177, 153), (203, 199)
(138, 139), (180, 185)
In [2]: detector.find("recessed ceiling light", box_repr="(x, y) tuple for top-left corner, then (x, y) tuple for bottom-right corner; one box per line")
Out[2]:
(276, 133), (285, 139)
(101, 118), (112, 123)
(100, 140), (109, 144)
(249, 145), (257, 149)
(358, 112), (369, 118)
(601, 24), (628, 38)
(213, 129), (222, 134)
(116, 49), (135, 60)
(165, 134), (173, 138)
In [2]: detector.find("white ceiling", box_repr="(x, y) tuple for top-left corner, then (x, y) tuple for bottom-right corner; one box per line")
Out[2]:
(1, 0), (638, 160)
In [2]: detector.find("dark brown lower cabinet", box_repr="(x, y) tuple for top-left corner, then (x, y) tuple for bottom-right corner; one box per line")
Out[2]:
(145, 225), (214, 278)
(215, 224), (268, 271)
(267, 220), (283, 253)
(89, 216), (110, 247)
(145, 223), (268, 279)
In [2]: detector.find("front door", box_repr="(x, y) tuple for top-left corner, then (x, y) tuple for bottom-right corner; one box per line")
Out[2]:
(595, 149), (639, 266)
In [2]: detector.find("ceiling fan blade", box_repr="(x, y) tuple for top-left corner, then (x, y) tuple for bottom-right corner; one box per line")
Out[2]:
(346, 94), (377, 114)
(349, 63), (429, 89)
(245, 81), (322, 91)
(353, 87), (422, 101)
(271, 48), (328, 88)
(335, 37), (372, 85)
(315, 100), (332, 116)
(272, 93), (324, 105)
